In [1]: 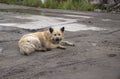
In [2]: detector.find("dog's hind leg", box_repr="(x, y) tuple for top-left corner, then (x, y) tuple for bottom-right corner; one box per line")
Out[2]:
(19, 46), (35, 55)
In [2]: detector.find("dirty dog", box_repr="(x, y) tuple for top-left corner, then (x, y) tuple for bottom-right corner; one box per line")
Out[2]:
(18, 27), (74, 55)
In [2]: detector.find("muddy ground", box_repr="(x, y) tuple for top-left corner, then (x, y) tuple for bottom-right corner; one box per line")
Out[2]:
(0, 3), (120, 79)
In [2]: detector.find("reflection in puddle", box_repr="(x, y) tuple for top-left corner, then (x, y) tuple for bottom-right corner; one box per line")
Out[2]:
(0, 23), (15, 27)
(102, 19), (112, 21)
(64, 14), (93, 19)
(0, 22), (105, 32)
(56, 23), (106, 31)
(0, 13), (105, 32)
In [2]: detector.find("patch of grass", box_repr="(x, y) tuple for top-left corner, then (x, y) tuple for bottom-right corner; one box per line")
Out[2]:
(0, 0), (42, 7)
(0, 0), (96, 11)
(60, 0), (74, 10)
(0, 9), (41, 14)
(22, 0), (42, 7)
(42, 0), (59, 8)
(42, 0), (95, 11)
(73, 0), (94, 11)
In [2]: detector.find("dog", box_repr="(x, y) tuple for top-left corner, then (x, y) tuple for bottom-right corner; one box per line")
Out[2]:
(18, 27), (74, 55)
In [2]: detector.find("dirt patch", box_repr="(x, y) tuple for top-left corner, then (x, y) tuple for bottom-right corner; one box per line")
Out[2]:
(0, 26), (120, 79)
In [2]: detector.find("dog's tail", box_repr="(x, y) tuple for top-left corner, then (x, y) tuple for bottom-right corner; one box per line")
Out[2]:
(19, 41), (36, 55)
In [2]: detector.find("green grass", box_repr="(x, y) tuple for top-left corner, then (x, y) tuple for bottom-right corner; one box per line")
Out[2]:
(0, 0), (42, 7)
(0, 0), (96, 11)
(0, 8), (41, 14)
(42, 0), (59, 8)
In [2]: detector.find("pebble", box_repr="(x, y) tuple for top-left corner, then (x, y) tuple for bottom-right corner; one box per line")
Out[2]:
(0, 47), (3, 53)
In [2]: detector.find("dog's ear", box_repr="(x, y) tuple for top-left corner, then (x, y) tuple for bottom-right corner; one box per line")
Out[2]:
(49, 27), (54, 33)
(61, 27), (65, 32)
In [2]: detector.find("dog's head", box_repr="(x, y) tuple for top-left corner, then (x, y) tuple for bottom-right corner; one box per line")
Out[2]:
(49, 27), (65, 44)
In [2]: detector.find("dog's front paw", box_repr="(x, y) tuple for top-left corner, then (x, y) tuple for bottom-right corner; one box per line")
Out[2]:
(71, 43), (75, 46)
(46, 48), (51, 51)
(57, 45), (66, 50)
(37, 48), (47, 52)
(41, 49), (47, 52)
(68, 43), (75, 46)
(61, 46), (66, 50)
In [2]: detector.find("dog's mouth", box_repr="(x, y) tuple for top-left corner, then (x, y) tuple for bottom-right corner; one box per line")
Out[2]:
(52, 38), (62, 44)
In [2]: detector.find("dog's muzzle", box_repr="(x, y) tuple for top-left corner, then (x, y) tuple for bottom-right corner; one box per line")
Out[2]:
(55, 38), (61, 42)
(53, 37), (62, 43)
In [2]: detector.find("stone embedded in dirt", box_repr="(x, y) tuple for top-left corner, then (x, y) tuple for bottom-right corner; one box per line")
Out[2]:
(107, 54), (117, 57)
(0, 47), (3, 53)
(91, 43), (97, 46)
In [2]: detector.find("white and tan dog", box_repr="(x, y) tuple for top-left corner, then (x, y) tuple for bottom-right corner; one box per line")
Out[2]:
(18, 27), (74, 55)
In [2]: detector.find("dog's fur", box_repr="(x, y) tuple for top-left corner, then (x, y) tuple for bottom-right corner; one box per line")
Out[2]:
(18, 27), (74, 55)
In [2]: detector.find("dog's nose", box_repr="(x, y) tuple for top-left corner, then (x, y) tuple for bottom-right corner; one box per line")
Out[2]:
(56, 38), (60, 41)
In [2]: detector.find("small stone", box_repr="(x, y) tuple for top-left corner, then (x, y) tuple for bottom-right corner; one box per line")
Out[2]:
(107, 54), (117, 57)
(92, 43), (97, 46)
(88, 21), (92, 23)
(0, 47), (3, 53)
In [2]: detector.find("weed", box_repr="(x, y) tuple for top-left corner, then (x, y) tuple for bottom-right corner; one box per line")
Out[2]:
(0, 0), (96, 11)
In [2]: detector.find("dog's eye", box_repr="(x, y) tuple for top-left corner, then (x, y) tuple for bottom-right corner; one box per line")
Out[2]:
(54, 34), (56, 36)
(58, 33), (60, 36)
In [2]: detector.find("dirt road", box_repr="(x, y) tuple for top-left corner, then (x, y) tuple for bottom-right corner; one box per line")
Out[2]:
(0, 3), (120, 79)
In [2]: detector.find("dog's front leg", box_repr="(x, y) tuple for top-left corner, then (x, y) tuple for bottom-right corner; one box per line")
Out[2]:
(50, 44), (66, 49)
(57, 45), (66, 49)
(61, 41), (75, 46)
